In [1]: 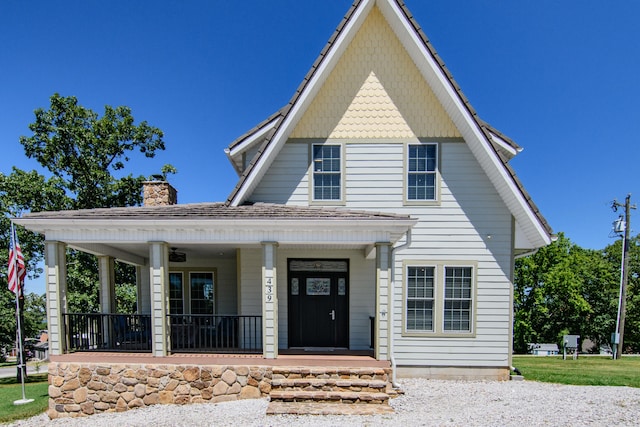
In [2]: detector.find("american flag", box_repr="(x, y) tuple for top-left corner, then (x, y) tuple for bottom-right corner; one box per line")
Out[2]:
(8, 224), (26, 296)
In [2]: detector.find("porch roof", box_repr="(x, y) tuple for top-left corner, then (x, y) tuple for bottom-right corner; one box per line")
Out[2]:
(17, 202), (411, 221)
(15, 203), (416, 265)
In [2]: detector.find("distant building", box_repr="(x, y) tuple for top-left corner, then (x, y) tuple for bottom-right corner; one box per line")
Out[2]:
(529, 343), (559, 356)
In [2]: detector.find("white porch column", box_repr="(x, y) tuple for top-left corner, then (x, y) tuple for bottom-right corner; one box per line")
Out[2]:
(136, 265), (151, 314)
(44, 241), (67, 356)
(98, 256), (116, 348)
(149, 242), (169, 356)
(98, 256), (116, 313)
(261, 242), (278, 359)
(375, 242), (392, 361)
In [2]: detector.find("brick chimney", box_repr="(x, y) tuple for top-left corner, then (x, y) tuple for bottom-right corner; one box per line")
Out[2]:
(143, 178), (178, 206)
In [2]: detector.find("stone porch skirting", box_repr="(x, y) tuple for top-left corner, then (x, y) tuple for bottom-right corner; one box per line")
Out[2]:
(48, 361), (272, 419)
(46, 353), (391, 419)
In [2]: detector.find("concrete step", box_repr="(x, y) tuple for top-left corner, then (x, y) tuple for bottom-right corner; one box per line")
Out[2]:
(267, 401), (394, 416)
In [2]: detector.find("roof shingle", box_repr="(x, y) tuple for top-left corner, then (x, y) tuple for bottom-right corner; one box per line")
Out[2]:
(21, 202), (412, 222)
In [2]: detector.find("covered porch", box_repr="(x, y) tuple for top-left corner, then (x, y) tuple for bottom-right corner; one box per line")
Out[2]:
(16, 201), (415, 362)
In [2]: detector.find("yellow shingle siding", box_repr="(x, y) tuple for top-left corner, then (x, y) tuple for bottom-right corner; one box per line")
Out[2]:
(291, 7), (460, 139)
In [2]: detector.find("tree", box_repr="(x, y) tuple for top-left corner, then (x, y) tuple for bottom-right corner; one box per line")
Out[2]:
(513, 233), (621, 353)
(0, 169), (68, 355)
(20, 93), (165, 209)
(23, 293), (47, 337)
(514, 231), (640, 354)
(602, 235), (640, 352)
(1, 94), (169, 355)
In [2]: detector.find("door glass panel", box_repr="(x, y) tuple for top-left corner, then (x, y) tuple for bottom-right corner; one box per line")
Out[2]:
(338, 278), (346, 295)
(290, 260), (348, 272)
(306, 278), (331, 295)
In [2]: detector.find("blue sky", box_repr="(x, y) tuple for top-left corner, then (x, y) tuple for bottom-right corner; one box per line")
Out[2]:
(2, 1), (639, 293)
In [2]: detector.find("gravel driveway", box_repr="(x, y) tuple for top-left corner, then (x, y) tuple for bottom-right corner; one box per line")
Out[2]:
(7, 378), (640, 426)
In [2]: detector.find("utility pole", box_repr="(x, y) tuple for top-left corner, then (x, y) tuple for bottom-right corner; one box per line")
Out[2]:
(612, 194), (636, 359)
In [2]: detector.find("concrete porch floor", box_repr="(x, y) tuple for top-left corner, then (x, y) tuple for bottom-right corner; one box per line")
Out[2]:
(49, 351), (390, 368)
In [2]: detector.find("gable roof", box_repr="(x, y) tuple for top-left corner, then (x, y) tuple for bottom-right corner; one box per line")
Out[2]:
(225, 0), (552, 250)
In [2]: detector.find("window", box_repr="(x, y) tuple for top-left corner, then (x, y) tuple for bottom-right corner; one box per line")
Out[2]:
(169, 272), (184, 315)
(406, 266), (435, 331)
(444, 267), (473, 332)
(190, 272), (215, 315)
(404, 263), (475, 335)
(407, 143), (437, 200)
(312, 144), (341, 200)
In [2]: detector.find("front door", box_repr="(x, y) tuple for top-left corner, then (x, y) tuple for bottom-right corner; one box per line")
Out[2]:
(288, 259), (349, 348)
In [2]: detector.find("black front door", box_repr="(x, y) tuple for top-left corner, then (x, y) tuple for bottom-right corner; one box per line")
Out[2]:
(288, 259), (349, 348)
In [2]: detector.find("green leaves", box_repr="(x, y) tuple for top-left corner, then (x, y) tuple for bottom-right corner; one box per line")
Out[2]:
(19, 93), (165, 210)
(1, 93), (171, 328)
(514, 233), (640, 353)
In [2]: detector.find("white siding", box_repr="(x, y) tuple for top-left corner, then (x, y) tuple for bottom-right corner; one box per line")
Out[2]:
(238, 248), (262, 316)
(249, 139), (513, 368)
(242, 5), (514, 369)
(251, 142), (309, 204)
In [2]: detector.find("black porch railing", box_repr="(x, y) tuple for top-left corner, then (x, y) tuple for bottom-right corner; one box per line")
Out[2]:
(63, 313), (152, 352)
(168, 314), (262, 354)
(62, 313), (262, 354)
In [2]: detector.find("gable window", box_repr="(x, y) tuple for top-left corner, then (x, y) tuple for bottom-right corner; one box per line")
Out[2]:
(406, 266), (435, 331)
(407, 143), (437, 201)
(312, 144), (341, 200)
(443, 266), (473, 332)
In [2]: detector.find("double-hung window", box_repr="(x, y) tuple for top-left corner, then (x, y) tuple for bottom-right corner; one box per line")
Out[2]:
(405, 263), (474, 335)
(407, 143), (437, 201)
(406, 266), (435, 331)
(312, 144), (341, 201)
(443, 267), (473, 332)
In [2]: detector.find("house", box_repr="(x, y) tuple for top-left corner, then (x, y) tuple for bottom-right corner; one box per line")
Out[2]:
(529, 343), (560, 356)
(15, 0), (552, 418)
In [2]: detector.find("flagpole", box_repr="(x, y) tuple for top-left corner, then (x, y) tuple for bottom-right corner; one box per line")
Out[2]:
(10, 222), (33, 405)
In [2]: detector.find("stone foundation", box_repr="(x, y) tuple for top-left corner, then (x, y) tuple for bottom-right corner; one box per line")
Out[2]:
(47, 362), (272, 419)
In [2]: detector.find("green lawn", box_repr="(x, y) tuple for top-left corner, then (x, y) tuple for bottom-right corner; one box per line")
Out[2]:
(0, 374), (49, 424)
(512, 355), (640, 388)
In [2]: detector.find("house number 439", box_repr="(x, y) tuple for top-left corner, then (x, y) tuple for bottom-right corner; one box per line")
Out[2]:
(265, 277), (273, 301)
